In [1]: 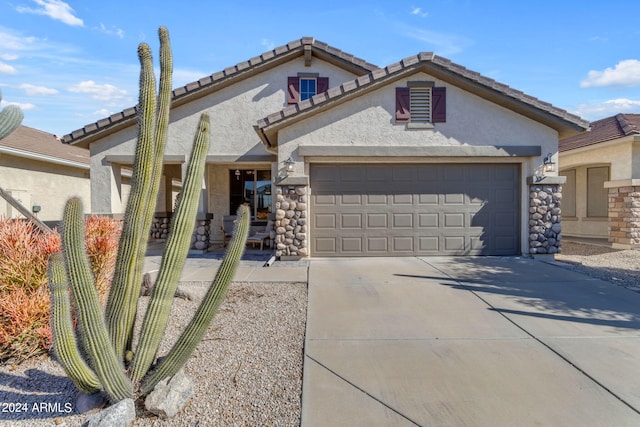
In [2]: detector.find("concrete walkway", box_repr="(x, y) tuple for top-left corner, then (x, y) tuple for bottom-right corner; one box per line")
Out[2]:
(302, 256), (640, 426)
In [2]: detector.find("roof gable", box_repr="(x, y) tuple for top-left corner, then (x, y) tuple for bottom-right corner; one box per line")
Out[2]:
(1, 125), (88, 167)
(62, 37), (378, 147)
(256, 52), (589, 148)
(559, 113), (640, 152)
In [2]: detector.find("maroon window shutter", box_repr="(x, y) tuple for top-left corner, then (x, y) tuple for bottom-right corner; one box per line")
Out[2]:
(432, 87), (446, 123)
(317, 77), (329, 94)
(287, 77), (299, 104)
(396, 87), (410, 122)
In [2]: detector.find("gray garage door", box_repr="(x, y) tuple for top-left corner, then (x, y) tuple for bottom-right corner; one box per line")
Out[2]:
(310, 163), (520, 256)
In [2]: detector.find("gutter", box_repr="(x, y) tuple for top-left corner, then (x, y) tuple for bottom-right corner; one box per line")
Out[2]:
(0, 146), (90, 170)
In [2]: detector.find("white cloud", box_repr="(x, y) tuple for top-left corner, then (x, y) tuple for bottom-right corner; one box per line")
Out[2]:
(67, 80), (127, 102)
(97, 23), (125, 39)
(411, 7), (429, 17)
(1, 100), (36, 110)
(0, 28), (39, 51)
(0, 62), (17, 74)
(574, 98), (640, 120)
(399, 25), (472, 55)
(92, 108), (112, 117)
(0, 54), (19, 61)
(260, 38), (275, 51)
(581, 59), (640, 88)
(16, 0), (83, 27)
(19, 83), (59, 96)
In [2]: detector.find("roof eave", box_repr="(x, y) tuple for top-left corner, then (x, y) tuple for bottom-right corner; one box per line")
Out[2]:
(63, 37), (378, 147)
(256, 57), (589, 143)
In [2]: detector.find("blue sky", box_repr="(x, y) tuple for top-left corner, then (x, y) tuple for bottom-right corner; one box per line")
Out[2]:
(1, 0), (640, 137)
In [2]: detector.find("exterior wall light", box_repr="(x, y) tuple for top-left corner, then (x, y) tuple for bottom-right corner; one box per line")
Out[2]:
(284, 156), (295, 175)
(543, 153), (555, 173)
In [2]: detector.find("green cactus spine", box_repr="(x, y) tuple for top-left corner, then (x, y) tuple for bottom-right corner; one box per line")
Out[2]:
(61, 198), (133, 402)
(105, 26), (172, 359)
(141, 203), (250, 395)
(0, 89), (23, 140)
(131, 112), (210, 381)
(48, 253), (101, 394)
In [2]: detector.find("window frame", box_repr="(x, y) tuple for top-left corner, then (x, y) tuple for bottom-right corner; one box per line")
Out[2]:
(559, 169), (577, 217)
(586, 166), (609, 218)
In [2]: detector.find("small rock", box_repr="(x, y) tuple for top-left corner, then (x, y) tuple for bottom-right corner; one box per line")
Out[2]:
(145, 369), (194, 418)
(83, 398), (135, 427)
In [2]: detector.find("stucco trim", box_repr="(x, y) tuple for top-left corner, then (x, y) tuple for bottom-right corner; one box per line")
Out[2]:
(205, 154), (276, 163)
(275, 176), (309, 186)
(104, 154), (185, 164)
(298, 145), (541, 158)
(604, 179), (640, 188)
(526, 176), (566, 185)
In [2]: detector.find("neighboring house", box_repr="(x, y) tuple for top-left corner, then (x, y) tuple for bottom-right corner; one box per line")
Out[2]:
(559, 113), (640, 249)
(0, 125), (91, 227)
(63, 37), (588, 258)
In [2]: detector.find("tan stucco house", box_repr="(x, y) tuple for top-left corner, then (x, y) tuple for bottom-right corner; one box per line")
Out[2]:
(63, 37), (588, 258)
(559, 113), (640, 249)
(1, 125), (90, 226)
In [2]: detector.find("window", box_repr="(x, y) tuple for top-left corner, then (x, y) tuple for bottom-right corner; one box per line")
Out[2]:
(287, 75), (329, 104)
(396, 82), (446, 125)
(587, 166), (609, 218)
(560, 169), (576, 217)
(229, 169), (272, 219)
(300, 78), (316, 101)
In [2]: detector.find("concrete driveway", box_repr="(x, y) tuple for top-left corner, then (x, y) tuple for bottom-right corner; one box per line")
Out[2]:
(302, 256), (640, 426)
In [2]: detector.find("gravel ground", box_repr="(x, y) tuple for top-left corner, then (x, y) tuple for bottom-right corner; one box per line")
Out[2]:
(556, 241), (640, 291)
(0, 281), (307, 427)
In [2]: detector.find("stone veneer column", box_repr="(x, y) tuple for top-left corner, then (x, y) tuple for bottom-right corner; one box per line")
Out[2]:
(608, 185), (640, 249)
(274, 184), (308, 258)
(527, 177), (563, 255)
(150, 213), (171, 240)
(191, 214), (213, 252)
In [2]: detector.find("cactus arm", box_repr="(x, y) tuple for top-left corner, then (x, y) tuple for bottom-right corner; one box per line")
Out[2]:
(0, 88), (24, 140)
(48, 252), (101, 394)
(131, 113), (210, 381)
(62, 198), (133, 402)
(140, 204), (250, 395)
(105, 41), (159, 359)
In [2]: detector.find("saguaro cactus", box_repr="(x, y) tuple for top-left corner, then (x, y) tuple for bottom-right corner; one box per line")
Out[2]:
(48, 27), (250, 406)
(0, 89), (23, 140)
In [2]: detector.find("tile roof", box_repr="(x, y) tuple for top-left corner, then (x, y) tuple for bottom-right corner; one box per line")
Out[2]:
(1, 125), (88, 167)
(256, 52), (589, 147)
(559, 113), (640, 152)
(62, 37), (378, 146)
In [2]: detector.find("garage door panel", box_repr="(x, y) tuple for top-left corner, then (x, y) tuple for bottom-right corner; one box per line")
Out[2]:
(418, 213), (438, 228)
(341, 237), (362, 252)
(367, 237), (388, 252)
(310, 164), (520, 256)
(367, 213), (388, 228)
(341, 213), (362, 229)
(392, 213), (413, 228)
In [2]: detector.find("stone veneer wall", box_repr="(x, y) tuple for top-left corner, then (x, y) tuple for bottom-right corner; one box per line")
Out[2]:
(151, 214), (171, 240)
(529, 184), (562, 255)
(151, 213), (212, 252)
(608, 185), (640, 249)
(274, 185), (308, 257)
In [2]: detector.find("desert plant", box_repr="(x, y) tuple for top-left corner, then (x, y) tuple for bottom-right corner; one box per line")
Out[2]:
(0, 88), (23, 140)
(0, 217), (119, 363)
(49, 26), (250, 405)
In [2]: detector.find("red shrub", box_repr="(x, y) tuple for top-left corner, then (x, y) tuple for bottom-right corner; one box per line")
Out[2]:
(0, 216), (121, 363)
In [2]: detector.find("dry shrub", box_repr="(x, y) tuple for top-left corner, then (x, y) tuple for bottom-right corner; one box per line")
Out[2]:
(0, 216), (121, 363)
